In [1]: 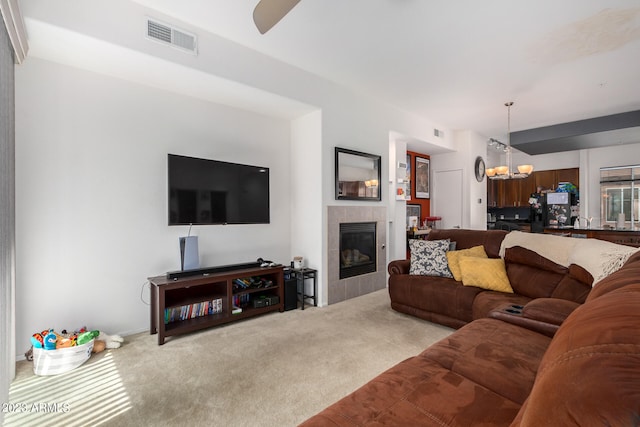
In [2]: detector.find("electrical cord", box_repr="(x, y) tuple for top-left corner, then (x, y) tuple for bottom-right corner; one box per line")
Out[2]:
(140, 280), (151, 305)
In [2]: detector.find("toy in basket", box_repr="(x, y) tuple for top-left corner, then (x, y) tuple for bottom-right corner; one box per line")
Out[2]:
(32, 339), (94, 376)
(28, 328), (123, 375)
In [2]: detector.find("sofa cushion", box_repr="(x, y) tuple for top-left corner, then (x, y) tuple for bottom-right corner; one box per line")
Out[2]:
(512, 279), (640, 426)
(409, 239), (453, 278)
(389, 275), (482, 328)
(567, 237), (640, 284)
(459, 257), (513, 293)
(585, 250), (640, 302)
(504, 246), (566, 299)
(501, 231), (640, 286)
(499, 231), (578, 266)
(549, 264), (592, 303)
(446, 245), (487, 281)
(428, 229), (507, 258)
(301, 318), (552, 427)
(300, 356), (522, 427)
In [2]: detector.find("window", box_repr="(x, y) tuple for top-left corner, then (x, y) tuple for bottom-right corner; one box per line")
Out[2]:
(600, 166), (640, 228)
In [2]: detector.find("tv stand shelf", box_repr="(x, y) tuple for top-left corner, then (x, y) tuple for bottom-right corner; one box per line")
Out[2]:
(149, 265), (284, 345)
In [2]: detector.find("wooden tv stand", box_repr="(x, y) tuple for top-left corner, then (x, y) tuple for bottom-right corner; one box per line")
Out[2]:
(148, 265), (284, 345)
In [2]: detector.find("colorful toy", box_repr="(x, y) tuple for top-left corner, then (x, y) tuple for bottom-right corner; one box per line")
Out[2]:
(56, 336), (74, 348)
(57, 329), (75, 348)
(27, 326), (123, 356)
(31, 333), (44, 349)
(77, 330), (99, 345)
(43, 330), (58, 350)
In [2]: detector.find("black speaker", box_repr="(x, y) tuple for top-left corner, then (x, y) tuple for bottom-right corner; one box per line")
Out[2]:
(284, 276), (298, 311)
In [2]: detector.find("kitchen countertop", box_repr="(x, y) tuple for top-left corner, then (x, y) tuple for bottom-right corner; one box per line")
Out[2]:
(546, 226), (640, 232)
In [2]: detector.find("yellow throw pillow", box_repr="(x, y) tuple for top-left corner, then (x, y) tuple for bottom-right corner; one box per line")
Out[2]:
(446, 245), (488, 281)
(458, 257), (514, 293)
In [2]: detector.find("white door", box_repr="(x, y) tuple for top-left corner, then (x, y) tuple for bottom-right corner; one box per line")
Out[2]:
(434, 169), (463, 229)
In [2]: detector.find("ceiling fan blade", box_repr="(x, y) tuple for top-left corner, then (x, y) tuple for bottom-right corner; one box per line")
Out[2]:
(253, 0), (302, 34)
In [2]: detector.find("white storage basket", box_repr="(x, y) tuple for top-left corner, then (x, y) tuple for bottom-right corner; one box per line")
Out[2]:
(32, 339), (94, 376)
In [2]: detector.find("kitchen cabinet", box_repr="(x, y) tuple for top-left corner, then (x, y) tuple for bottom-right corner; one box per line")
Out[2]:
(534, 168), (579, 192)
(534, 170), (557, 192)
(512, 175), (535, 207)
(557, 168), (579, 187)
(488, 168), (578, 208)
(487, 179), (504, 207)
(488, 174), (534, 207)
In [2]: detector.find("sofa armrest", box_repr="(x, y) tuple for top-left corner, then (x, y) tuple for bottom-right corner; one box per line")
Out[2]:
(522, 298), (580, 326)
(388, 259), (410, 275)
(489, 298), (580, 338)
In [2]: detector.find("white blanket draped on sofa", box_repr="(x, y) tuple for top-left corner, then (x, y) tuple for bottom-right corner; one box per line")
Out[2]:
(499, 231), (639, 284)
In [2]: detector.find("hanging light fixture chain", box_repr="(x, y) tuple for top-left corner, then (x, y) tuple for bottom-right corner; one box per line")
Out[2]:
(487, 101), (533, 179)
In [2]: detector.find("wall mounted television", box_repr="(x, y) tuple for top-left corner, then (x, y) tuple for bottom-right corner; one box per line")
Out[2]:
(168, 154), (270, 225)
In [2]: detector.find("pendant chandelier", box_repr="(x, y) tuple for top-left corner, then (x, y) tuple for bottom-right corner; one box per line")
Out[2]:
(486, 102), (534, 180)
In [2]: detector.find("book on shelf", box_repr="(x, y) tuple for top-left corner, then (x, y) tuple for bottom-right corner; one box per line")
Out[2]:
(164, 298), (223, 324)
(232, 276), (276, 291)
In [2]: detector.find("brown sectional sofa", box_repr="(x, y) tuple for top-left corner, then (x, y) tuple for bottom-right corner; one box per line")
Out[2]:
(301, 230), (640, 426)
(388, 229), (592, 333)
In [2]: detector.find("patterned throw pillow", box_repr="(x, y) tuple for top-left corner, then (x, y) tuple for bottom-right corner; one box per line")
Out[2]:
(409, 239), (453, 278)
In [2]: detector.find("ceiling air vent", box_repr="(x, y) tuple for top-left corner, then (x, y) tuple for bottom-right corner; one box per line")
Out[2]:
(145, 18), (197, 55)
(434, 129), (444, 138)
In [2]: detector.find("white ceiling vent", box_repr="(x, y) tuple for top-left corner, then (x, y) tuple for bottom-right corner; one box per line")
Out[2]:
(434, 129), (444, 138)
(145, 18), (197, 55)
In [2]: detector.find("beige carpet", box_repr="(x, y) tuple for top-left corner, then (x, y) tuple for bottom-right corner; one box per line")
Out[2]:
(5, 289), (452, 427)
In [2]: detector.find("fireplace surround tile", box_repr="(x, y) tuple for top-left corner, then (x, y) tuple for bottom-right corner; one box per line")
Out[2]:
(328, 206), (387, 305)
(328, 279), (345, 305)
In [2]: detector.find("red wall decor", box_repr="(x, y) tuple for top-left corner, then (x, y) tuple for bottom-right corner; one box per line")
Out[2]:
(406, 150), (430, 226)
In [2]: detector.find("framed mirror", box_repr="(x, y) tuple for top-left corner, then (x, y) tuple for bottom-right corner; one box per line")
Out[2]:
(335, 147), (381, 201)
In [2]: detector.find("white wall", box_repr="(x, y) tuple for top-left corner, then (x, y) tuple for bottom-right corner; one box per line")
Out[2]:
(14, 56), (455, 353)
(15, 58), (292, 354)
(430, 130), (487, 230)
(16, 57), (639, 359)
(290, 110), (323, 300)
(16, 0), (458, 318)
(388, 137), (407, 262)
(463, 131), (489, 230)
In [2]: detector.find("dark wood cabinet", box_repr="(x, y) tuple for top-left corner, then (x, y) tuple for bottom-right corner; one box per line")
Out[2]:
(534, 170), (557, 192)
(488, 168), (579, 208)
(534, 168), (579, 192)
(508, 175), (535, 207)
(488, 174), (533, 207)
(517, 175), (536, 206)
(488, 179), (504, 207)
(149, 265), (284, 345)
(556, 168), (579, 187)
(503, 179), (519, 207)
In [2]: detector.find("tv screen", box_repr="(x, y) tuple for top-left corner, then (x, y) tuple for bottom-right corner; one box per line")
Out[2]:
(168, 154), (270, 225)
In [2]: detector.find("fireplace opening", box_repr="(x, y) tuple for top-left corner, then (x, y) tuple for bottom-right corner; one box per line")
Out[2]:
(340, 222), (376, 279)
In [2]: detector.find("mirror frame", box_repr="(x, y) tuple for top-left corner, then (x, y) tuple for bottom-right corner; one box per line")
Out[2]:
(335, 147), (382, 201)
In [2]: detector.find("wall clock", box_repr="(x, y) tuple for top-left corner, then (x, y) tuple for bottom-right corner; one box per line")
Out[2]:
(474, 156), (485, 182)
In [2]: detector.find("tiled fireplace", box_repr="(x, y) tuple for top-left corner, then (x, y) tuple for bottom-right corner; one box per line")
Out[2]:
(340, 221), (377, 279)
(328, 206), (387, 304)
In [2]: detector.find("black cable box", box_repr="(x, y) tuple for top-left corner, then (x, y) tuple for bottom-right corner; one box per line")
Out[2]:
(166, 262), (262, 280)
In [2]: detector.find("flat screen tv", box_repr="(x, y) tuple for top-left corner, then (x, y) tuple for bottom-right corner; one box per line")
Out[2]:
(168, 154), (270, 225)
